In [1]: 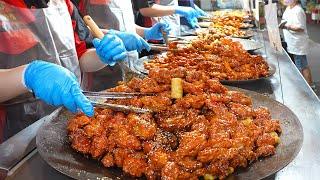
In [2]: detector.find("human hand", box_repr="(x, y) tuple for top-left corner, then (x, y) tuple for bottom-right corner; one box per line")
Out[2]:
(278, 21), (287, 29)
(24, 61), (94, 117)
(110, 29), (151, 52)
(175, 6), (200, 28)
(144, 22), (171, 40)
(194, 4), (208, 17)
(92, 31), (127, 66)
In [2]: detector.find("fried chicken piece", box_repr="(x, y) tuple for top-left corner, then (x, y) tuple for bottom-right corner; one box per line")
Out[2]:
(256, 145), (276, 157)
(83, 119), (104, 138)
(170, 67), (187, 78)
(126, 77), (143, 91)
(153, 130), (179, 150)
(228, 102), (254, 119)
(140, 77), (170, 93)
(113, 148), (131, 167)
(123, 153), (147, 177)
(139, 95), (172, 112)
(205, 79), (228, 93)
(207, 159), (230, 178)
(191, 117), (210, 134)
(148, 68), (172, 84)
(263, 119), (282, 133)
(111, 127), (141, 150)
(108, 84), (133, 92)
(176, 131), (207, 157)
(67, 115), (90, 132)
(256, 133), (277, 147)
(254, 107), (271, 119)
(175, 94), (207, 109)
(101, 153), (114, 167)
(185, 70), (209, 83)
(156, 109), (199, 132)
(183, 81), (205, 94)
(128, 113), (157, 140)
(148, 149), (170, 170)
(69, 129), (91, 154)
(90, 132), (108, 158)
(161, 162), (180, 180)
(227, 91), (252, 106)
(177, 157), (203, 171)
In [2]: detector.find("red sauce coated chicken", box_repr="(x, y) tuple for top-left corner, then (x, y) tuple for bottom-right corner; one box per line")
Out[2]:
(145, 38), (269, 81)
(68, 72), (281, 179)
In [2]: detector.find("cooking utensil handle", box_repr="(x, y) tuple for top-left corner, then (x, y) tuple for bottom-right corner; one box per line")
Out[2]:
(83, 15), (105, 39)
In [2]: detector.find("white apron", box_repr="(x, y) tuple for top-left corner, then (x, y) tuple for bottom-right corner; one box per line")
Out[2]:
(154, 0), (181, 36)
(0, 0), (80, 141)
(109, 0), (140, 73)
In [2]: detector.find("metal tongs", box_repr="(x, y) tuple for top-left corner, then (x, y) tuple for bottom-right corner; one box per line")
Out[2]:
(83, 91), (153, 113)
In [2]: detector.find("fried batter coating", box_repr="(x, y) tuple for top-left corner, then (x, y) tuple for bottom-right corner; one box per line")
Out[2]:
(68, 74), (281, 179)
(145, 38), (269, 81)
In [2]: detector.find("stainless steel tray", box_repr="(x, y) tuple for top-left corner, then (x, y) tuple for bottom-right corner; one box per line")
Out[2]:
(230, 38), (264, 51)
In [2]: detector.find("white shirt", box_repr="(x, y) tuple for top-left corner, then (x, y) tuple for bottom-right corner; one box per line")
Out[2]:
(282, 5), (309, 55)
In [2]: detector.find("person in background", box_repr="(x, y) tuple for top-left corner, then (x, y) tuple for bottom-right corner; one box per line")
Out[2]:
(132, 0), (206, 31)
(280, 0), (314, 88)
(0, 0), (150, 142)
(177, 0), (207, 34)
(77, 0), (171, 73)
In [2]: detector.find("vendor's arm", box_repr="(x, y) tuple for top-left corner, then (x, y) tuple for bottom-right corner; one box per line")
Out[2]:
(139, 4), (175, 17)
(285, 25), (304, 32)
(79, 49), (105, 72)
(133, 0), (201, 28)
(79, 32), (128, 72)
(0, 65), (28, 103)
(0, 61), (94, 117)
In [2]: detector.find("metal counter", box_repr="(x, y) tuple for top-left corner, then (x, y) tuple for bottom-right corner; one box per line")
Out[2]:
(1, 30), (320, 180)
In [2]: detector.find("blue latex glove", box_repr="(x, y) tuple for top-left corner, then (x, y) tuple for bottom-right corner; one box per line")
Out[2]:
(110, 29), (151, 52)
(194, 4), (208, 17)
(144, 22), (171, 40)
(175, 6), (200, 28)
(24, 60), (94, 117)
(92, 31), (127, 66)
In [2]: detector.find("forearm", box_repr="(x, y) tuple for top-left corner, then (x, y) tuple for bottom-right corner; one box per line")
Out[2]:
(136, 25), (146, 38)
(79, 49), (106, 72)
(0, 65), (28, 103)
(286, 25), (304, 32)
(139, 4), (175, 17)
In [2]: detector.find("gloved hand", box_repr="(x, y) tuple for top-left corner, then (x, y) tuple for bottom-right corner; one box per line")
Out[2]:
(24, 60), (94, 117)
(92, 31), (127, 66)
(194, 4), (208, 17)
(110, 29), (151, 52)
(175, 6), (200, 28)
(144, 22), (171, 40)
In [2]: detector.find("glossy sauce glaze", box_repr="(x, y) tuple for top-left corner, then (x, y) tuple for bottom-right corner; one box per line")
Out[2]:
(68, 71), (281, 179)
(145, 39), (269, 81)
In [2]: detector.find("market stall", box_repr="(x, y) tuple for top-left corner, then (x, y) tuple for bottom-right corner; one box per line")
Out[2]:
(1, 4), (320, 180)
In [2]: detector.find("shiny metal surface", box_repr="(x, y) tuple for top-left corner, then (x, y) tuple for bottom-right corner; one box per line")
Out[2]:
(230, 38), (264, 51)
(35, 87), (303, 180)
(0, 109), (60, 179)
(3, 30), (320, 180)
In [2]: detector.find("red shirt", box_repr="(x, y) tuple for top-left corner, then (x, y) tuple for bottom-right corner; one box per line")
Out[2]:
(1, 0), (93, 58)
